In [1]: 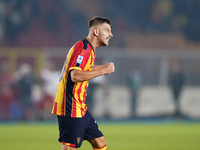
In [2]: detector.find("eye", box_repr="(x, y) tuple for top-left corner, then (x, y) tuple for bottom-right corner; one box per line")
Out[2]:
(105, 28), (109, 31)
(106, 29), (110, 32)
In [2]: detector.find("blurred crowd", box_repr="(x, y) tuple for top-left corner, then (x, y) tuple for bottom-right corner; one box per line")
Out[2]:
(0, 61), (60, 122)
(0, 0), (81, 47)
(0, 0), (199, 48)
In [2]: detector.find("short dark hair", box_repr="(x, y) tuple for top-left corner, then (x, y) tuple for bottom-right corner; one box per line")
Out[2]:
(88, 16), (111, 29)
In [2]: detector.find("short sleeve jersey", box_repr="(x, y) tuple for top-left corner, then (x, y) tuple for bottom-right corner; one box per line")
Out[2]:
(52, 38), (95, 118)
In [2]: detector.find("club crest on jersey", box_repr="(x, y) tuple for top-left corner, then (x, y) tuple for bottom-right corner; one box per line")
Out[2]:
(76, 55), (83, 66)
(77, 137), (81, 144)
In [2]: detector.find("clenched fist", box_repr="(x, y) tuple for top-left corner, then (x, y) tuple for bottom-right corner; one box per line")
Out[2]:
(101, 62), (115, 75)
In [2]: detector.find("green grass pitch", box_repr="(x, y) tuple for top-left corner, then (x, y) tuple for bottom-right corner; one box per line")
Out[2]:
(0, 122), (200, 150)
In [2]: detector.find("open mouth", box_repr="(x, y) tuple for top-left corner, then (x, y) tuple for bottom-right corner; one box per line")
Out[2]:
(106, 37), (110, 42)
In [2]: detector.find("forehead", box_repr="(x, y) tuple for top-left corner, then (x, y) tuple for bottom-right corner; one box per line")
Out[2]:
(98, 23), (111, 30)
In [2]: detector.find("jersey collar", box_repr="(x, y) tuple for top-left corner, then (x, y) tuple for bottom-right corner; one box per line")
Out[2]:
(83, 37), (95, 52)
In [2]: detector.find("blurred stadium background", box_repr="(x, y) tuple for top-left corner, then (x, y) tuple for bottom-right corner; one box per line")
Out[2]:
(1, 0), (200, 121)
(1, 0), (200, 150)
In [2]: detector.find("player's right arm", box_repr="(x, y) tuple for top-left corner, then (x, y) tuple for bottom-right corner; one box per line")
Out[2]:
(71, 62), (115, 83)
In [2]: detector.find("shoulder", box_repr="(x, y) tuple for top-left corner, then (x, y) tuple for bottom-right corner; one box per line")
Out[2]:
(74, 40), (84, 48)
(73, 38), (93, 52)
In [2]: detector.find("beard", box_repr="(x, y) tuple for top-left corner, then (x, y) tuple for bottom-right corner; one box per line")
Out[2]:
(100, 40), (109, 46)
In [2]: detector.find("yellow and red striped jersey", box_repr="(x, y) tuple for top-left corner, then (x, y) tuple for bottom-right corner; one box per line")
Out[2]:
(52, 38), (95, 118)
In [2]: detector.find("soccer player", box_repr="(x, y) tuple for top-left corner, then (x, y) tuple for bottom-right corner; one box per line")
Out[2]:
(52, 16), (115, 150)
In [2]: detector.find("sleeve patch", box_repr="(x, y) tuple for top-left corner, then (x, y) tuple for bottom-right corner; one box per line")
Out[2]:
(76, 55), (83, 67)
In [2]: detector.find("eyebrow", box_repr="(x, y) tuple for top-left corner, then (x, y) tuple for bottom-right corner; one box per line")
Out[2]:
(105, 27), (111, 31)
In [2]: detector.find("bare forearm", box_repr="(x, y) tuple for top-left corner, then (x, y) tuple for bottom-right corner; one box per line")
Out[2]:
(71, 69), (104, 82)
(71, 62), (115, 82)
(92, 65), (104, 70)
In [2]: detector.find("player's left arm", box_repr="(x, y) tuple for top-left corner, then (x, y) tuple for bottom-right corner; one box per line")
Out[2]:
(92, 65), (104, 70)
(71, 62), (115, 82)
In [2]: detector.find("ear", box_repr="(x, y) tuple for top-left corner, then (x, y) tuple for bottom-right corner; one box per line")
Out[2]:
(93, 28), (99, 37)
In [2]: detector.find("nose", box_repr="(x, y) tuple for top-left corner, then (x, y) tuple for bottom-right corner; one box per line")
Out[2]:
(110, 32), (113, 37)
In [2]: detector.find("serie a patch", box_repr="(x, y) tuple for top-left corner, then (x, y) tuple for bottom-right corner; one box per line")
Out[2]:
(76, 55), (83, 67)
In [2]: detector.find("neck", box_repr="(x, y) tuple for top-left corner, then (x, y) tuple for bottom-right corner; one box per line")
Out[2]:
(87, 35), (100, 50)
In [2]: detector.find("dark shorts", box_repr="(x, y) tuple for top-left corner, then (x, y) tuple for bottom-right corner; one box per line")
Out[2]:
(57, 111), (103, 148)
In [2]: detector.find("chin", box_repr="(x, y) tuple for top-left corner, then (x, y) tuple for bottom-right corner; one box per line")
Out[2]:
(100, 42), (108, 47)
(104, 41), (110, 46)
